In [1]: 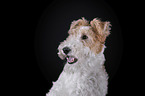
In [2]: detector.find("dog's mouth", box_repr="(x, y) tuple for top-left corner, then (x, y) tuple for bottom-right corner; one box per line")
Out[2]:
(65, 55), (78, 64)
(58, 50), (78, 64)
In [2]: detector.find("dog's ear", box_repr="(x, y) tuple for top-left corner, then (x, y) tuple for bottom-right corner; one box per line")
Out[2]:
(68, 17), (89, 34)
(90, 18), (111, 43)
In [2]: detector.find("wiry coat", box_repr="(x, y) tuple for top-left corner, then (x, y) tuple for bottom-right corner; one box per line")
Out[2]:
(46, 18), (111, 96)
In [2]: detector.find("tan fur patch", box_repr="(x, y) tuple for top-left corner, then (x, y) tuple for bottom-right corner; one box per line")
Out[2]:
(68, 17), (89, 34)
(90, 18), (111, 44)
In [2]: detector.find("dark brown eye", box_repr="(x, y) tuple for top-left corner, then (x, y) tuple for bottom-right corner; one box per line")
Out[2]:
(82, 35), (88, 40)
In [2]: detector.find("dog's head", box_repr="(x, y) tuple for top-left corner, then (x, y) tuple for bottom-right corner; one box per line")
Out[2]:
(58, 18), (111, 64)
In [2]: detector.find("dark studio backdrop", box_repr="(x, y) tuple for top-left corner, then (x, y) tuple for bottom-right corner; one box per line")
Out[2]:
(15, 0), (133, 96)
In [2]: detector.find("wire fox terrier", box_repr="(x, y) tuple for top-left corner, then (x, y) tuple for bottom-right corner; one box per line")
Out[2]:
(46, 17), (111, 96)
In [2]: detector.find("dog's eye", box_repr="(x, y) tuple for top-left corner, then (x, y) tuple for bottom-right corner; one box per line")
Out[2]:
(82, 35), (88, 40)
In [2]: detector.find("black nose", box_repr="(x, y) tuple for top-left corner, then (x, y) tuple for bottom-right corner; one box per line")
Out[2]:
(63, 47), (71, 54)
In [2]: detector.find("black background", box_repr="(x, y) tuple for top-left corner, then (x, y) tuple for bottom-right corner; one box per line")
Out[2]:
(6, 0), (141, 96)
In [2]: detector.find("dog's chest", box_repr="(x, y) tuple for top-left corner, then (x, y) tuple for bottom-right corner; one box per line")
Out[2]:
(64, 72), (79, 86)
(60, 72), (81, 94)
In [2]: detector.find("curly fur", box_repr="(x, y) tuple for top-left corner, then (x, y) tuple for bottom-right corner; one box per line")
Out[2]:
(46, 18), (111, 96)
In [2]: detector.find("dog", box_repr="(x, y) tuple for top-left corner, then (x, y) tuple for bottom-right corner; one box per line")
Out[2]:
(46, 17), (111, 96)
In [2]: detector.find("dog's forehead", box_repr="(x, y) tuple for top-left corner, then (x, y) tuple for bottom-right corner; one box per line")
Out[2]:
(69, 25), (94, 36)
(78, 26), (92, 34)
(79, 26), (90, 30)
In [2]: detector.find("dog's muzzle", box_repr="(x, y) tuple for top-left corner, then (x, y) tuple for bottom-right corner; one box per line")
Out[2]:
(61, 47), (78, 64)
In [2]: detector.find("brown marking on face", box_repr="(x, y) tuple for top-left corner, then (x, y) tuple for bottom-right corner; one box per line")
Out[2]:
(68, 18), (111, 55)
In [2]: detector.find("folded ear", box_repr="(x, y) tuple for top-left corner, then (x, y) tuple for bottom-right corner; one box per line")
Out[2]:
(90, 18), (111, 43)
(68, 17), (89, 34)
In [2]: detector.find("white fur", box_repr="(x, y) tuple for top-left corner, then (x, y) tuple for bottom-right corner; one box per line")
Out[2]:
(46, 26), (108, 96)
